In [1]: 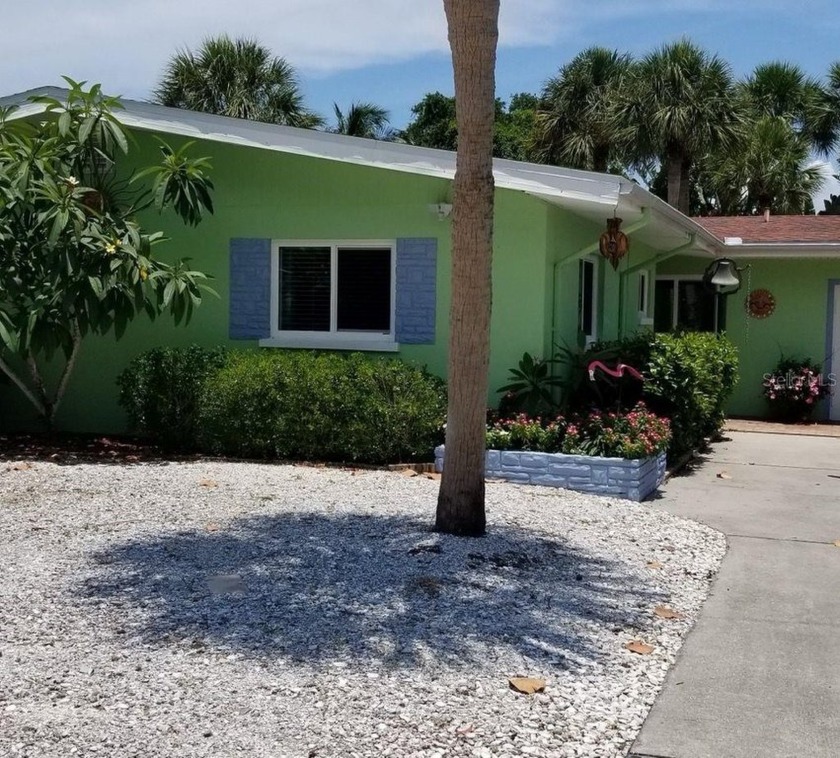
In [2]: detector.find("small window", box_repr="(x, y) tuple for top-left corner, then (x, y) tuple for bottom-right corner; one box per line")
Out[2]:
(269, 240), (396, 350)
(578, 257), (598, 346)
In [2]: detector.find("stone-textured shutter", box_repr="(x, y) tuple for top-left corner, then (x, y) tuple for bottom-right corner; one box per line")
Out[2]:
(229, 238), (272, 339)
(395, 238), (437, 344)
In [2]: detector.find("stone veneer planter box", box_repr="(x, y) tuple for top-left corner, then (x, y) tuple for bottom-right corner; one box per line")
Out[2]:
(434, 446), (667, 502)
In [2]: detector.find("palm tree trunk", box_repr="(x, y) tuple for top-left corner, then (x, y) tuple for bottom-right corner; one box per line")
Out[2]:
(593, 145), (610, 174)
(435, 0), (499, 536)
(678, 157), (692, 215)
(666, 151), (682, 210)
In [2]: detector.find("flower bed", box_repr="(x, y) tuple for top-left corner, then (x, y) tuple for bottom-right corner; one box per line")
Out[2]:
(436, 404), (671, 501)
(434, 446), (667, 501)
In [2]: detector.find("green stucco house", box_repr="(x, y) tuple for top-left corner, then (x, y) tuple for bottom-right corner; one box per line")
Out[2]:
(2, 88), (839, 430)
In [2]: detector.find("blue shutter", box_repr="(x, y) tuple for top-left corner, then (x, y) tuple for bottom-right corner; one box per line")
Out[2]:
(229, 238), (271, 339)
(395, 238), (437, 344)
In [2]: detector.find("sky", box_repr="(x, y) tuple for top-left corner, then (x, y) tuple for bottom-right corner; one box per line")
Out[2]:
(3, 0), (840, 202)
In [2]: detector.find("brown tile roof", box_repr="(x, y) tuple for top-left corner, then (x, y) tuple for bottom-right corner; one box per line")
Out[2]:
(692, 215), (840, 244)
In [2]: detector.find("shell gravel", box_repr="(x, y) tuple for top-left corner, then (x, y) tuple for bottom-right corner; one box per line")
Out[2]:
(0, 460), (725, 757)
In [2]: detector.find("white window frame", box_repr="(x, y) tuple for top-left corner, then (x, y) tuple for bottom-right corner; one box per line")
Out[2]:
(579, 255), (599, 348)
(259, 239), (398, 352)
(654, 274), (714, 332)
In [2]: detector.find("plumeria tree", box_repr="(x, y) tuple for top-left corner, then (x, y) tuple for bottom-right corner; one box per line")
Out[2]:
(0, 79), (215, 426)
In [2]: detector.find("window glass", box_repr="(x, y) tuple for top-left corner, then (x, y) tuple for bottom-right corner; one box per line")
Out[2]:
(654, 280), (674, 332)
(677, 281), (716, 332)
(578, 259), (595, 337)
(279, 247), (330, 331)
(337, 248), (391, 332)
(654, 279), (720, 333)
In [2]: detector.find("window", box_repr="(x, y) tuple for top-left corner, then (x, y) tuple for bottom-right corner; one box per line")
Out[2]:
(578, 256), (598, 346)
(265, 240), (397, 350)
(654, 277), (723, 333)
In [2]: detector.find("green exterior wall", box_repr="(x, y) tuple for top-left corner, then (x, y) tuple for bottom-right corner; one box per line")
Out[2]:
(546, 205), (662, 355)
(1, 131), (558, 432)
(658, 254), (840, 418)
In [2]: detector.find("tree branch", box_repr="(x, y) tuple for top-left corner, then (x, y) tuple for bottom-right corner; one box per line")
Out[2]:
(52, 321), (81, 419)
(26, 354), (53, 422)
(0, 354), (46, 417)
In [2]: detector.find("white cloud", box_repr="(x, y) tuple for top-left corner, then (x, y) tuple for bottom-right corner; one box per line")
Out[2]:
(1, 0), (774, 100)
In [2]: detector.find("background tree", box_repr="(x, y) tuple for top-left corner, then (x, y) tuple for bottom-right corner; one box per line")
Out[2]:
(623, 39), (742, 213)
(331, 101), (393, 139)
(533, 47), (632, 172)
(435, 0), (500, 536)
(400, 92), (459, 150)
(699, 62), (833, 214)
(401, 91), (537, 159)
(705, 115), (823, 214)
(155, 35), (323, 127)
(0, 80), (214, 425)
(493, 93), (538, 161)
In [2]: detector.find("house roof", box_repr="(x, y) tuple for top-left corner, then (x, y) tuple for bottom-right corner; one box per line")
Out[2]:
(692, 215), (840, 258)
(694, 215), (840, 244)
(0, 86), (725, 256)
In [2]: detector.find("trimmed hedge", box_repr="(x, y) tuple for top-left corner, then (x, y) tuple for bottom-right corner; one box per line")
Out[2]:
(196, 351), (446, 463)
(575, 332), (739, 459)
(119, 347), (446, 463)
(117, 345), (227, 450)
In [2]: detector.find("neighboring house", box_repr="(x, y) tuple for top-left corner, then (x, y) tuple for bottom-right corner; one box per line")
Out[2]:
(662, 215), (840, 420)
(3, 87), (837, 430)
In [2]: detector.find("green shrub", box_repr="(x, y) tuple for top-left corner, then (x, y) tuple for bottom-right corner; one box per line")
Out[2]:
(571, 332), (738, 459)
(117, 345), (228, 450)
(197, 350), (446, 464)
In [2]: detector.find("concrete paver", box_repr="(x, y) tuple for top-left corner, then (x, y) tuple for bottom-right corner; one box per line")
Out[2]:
(630, 431), (840, 758)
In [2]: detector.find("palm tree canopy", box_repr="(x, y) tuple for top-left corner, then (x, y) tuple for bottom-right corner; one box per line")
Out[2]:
(533, 46), (632, 171)
(741, 61), (837, 154)
(630, 39), (741, 163)
(331, 102), (391, 139)
(706, 115), (824, 214)
(154, 35), (323, 128)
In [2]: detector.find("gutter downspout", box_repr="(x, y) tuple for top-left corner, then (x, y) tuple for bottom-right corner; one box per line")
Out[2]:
(617, 234), (697, 338)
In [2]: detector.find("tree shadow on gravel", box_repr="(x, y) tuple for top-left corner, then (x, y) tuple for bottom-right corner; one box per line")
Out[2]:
(77, 513), (666, 670)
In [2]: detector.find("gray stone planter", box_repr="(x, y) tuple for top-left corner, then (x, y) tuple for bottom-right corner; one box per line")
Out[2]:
(434, 446), (667, 502)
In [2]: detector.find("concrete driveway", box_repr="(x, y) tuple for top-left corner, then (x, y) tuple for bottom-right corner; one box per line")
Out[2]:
(630, 430), (840, 758)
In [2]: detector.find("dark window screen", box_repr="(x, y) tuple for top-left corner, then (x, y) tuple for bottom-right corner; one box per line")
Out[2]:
(654, 280), (675, 332)
(677, 281), (716, 332)
(279, 247), (331, 331)
(337, 248), (391, 332)
(579, 259), (595, 336)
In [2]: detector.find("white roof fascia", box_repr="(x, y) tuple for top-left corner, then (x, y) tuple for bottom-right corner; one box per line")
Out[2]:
(620, 182), (722, 256)
(719, 243), (840, 259)
(3, 87), (722, 246)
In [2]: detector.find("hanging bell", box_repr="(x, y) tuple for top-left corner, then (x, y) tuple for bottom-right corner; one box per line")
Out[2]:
(599, 217), (630, 271)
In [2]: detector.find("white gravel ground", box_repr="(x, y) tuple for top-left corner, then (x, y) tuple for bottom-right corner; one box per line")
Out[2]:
(0, 459), (725, 758)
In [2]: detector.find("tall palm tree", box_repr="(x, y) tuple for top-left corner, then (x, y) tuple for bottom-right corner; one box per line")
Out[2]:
(624, 39), (741, 213)
(742, 61), (837, 154)
(435, 0), (500, 536)
(533, 47), (633, 172)
(331, 102), (392, 139)
(703, 62), (831, 215)
(154, 35), (323, 128)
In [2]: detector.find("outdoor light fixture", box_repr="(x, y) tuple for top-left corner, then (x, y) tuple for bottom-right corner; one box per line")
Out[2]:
(599, 217), (630, 270)
(703, 257), (744, 294)
(428, 203), (453, 220)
